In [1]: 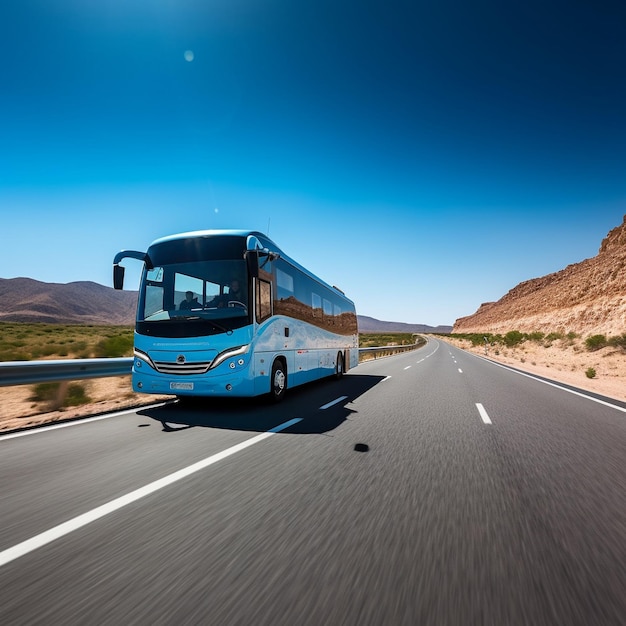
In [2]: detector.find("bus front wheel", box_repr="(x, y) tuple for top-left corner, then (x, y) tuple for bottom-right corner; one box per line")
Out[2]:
(270, 359), (287, 402)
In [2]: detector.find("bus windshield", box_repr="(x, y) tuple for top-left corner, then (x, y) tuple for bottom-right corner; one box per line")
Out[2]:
(137, 259), (250, 336)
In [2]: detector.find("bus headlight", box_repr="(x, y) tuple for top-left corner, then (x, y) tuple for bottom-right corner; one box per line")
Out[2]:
(134, 348), (155, 370)
(209, 345), (249, 370)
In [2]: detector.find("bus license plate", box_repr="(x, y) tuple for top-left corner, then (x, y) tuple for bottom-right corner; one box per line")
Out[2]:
(170, 382), (194, 391)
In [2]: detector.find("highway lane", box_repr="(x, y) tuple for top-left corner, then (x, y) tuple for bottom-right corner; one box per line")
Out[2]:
(0, 338), (624, 625)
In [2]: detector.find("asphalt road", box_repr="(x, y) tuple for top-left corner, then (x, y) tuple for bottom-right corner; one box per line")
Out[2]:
(0, 338), (624, 625)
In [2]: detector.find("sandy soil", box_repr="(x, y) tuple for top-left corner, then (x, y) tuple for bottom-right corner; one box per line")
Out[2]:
(1, 338), (624, 434)
(0, 377), (172, 434)
(441, 336), (626, 403)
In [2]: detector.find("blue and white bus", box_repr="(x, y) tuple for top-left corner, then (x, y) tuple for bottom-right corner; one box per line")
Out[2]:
(113, 230), (358, 401)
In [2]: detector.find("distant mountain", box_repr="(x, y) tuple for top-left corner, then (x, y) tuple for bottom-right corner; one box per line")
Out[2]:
(357, 315), (452, 334)
(0, 278), (137, 325)
(0, 277), (451, 332)
(453, 214), (626, 335)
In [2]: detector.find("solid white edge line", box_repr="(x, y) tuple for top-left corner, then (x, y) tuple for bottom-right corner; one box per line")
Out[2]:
(320, 396), (348, 410)
(473, 354), (626, 414)
(0, 402), (170, 442)
(476, 403), (492, 424)
(0, 417), (302, 568)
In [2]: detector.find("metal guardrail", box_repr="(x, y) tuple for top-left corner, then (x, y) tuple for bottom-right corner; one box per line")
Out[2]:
(0, 343), (422, 388)
(0, 358), (134, 387)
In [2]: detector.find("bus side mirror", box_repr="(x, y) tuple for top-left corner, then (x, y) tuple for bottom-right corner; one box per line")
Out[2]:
(245, 251), (259, 278)
(113, 264), (125, 290)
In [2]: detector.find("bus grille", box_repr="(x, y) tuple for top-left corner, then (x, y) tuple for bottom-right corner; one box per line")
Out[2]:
(153, 360), (212, 375)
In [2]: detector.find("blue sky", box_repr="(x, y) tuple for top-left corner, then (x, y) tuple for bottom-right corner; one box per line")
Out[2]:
(1, 0), (625, 326)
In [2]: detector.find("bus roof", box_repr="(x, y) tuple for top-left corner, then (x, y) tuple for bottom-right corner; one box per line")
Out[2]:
(150, 229), (274, 248)
(148, 229), (354, 305)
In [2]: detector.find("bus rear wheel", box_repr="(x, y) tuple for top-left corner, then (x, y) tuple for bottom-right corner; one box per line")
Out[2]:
(270, 359), (287, 402)
(335, 352), (344, 379)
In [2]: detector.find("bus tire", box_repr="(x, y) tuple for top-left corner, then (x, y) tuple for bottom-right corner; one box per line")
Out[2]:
(270, 359), (287, 402)
(334, 352), (344, 379)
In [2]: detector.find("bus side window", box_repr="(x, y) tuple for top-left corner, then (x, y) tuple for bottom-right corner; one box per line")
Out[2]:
(312, 293), (322, 317)
(323, 298), (333, 324)
(276, 267), (294, 299)
(256, 279), (272, 323)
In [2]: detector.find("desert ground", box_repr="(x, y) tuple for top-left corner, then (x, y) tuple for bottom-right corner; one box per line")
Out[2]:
(0, 377), (171, 433)
(1, 336), (624, 433)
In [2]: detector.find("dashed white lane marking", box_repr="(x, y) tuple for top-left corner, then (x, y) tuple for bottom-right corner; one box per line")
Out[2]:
(0, 417), (302, 568)
(404, 365), (412, 370)
(476, 403), (492, 425)
(458, 368), (463, 373)
(320, 396), (348, 410)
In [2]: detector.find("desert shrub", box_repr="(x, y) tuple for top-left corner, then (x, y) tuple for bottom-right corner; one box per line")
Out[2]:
(94, 334), (134, 357)
(71, 341), (89, 355)
(29, 382), (60, 402)
(65, 383), (92, 406)
(447, 333), (497, 347)
(527, 332), (545, 343)
(503, 330), (524, 347)
(31, 344), (63, 358)
(0, 349), (30, 361)
(585, 335), (607, 352)
(469, 334), (486, 347)
(585, 367), (597, 379)
(607, 334), (626, 350)
(29, 382), (91, 406)
(545, 332), (564, 343)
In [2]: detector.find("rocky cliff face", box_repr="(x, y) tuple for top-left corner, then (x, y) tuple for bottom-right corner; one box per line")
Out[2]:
(453, 215), (626, 335)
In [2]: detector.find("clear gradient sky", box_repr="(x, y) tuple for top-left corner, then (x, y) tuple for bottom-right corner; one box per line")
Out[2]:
(1, 1), (625, 326)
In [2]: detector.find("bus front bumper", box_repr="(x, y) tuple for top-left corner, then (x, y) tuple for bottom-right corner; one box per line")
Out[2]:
(132, 369), (257, 397)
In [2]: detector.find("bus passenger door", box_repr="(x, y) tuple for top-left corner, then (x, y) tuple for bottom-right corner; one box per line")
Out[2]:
(255, 278), (272, 324)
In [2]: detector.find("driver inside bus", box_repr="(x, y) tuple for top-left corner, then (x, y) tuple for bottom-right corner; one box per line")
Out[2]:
(179, 291), (200, 310)
(214, 279), (246, 308)
(226, 279), (245, 304)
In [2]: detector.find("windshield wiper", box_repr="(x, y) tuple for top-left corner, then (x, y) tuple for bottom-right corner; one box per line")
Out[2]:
(183, 316), (232, 335)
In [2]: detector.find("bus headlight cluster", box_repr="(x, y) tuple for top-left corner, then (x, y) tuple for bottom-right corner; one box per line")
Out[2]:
(209, 345), (249, 370)
(134, 348), (155, 370)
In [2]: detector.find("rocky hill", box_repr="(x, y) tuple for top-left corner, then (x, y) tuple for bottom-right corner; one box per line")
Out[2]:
(0, 277), (449, 332)
(357, 315), (452, 334)
(453, 215), (626, 335)
(0, 278), (138, 325)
